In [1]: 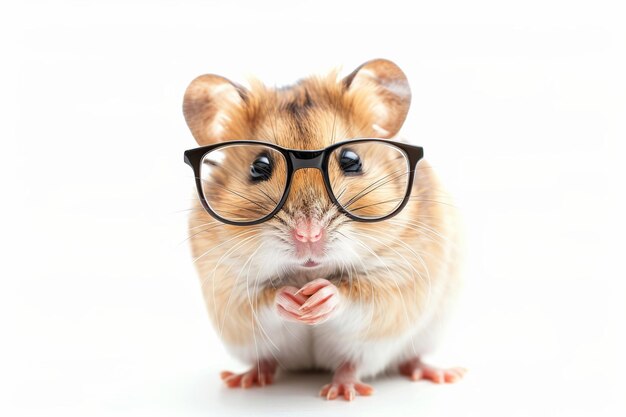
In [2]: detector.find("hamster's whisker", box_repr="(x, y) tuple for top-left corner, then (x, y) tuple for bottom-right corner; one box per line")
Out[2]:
(368, 223), (438, 267)
(348, 195), (454, 214)
(333, 233), (369, 332)
(341, 168), (409, 208)
(343, 255), (364, 324)
(219, 236), (263, 364)
(333, 186), (348, 201)
(343, 172), (411, 211)
(242, 243), (264, 367)
(204, 199), (274, 216)
(253, 184), (279, 206)
(386, 221), (448, 251)
(352, 229), (429, 284)
(216, 234), (264, 337)
(193, 228), (262, 265)
(177, 222), (228, 246)
(188, 221), (221, 231)
(406, 197), (457, 208)
(331, 249), (353, 311)
(263, 253), (305, 349)
(352, 234), (424, 356)
(170, 206), (210, 214)
(339, 230), (415, 350)
(335, 231), (393, 338)
(396, 219), (451, 242)
(349, 197), (405, 213)
(199, 179), (274, 213)
(346, 256), (366, 327)
(207, 233), (257, 329)
(242, 242), (282, 361)
(351, 229), (432, 313)
(205, 163), (281, 205)
(387, 219), (453, 248)
(205, 233), (263, 299)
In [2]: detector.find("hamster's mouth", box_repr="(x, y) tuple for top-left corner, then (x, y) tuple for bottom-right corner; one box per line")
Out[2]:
(302, 259), (321, 268)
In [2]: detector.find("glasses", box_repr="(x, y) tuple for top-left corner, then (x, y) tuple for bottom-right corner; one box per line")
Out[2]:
(183, 138), (424, 226)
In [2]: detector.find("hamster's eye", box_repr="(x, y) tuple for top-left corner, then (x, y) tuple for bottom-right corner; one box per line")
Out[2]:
(339, 149), (362, 174)
(250, 154), (272, 182)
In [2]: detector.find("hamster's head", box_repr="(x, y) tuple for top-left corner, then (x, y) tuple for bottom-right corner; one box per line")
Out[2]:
(183, 59), (418, 281)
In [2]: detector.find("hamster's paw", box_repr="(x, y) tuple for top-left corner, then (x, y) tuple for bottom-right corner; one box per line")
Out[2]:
(220, 359), (277, 388)
(297, 278), (340, 325)
(320, 362), (374, 401)
(275, 279), (339, 325)
(399, 358), (467, 384)
(275, 285), (308, 322)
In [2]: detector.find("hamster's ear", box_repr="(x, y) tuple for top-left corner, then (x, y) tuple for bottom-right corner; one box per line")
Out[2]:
(343, 59), (411, 138)
(183, 74), (247, 145)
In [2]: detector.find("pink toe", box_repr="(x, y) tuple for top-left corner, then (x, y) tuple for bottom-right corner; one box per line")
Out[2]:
(220, 371), (234, 380)
(241, 372), (254, 388)
(224, 374), (241, 388)
(444, 372), (458, 383)
(326, 385), (339, 400)
(344, 384), (356, 401)
(355, 383), (374, 396)
(319, 383), (331, 397)
(410, 368), (423, 381)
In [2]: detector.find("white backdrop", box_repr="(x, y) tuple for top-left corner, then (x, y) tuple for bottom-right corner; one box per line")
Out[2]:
(1, 1), (625, 416)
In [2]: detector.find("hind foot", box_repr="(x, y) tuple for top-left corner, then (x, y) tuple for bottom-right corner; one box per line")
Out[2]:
(319, 362), (374, 401)
(220, 359), (277, 388)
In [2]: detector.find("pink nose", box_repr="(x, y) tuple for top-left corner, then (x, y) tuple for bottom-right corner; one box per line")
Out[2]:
(293, 219), (324, 243)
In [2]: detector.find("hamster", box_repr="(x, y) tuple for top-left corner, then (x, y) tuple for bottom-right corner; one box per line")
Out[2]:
(182, 59), (465, 401)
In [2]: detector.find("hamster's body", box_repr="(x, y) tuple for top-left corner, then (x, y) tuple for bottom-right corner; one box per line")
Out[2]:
(183, 59), (465, 400)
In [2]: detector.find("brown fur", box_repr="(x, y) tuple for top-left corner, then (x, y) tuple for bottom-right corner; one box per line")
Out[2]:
(184, 59), (460, 346)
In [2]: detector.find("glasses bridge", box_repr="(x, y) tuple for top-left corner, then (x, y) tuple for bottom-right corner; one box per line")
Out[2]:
(289, 150), (325, 170)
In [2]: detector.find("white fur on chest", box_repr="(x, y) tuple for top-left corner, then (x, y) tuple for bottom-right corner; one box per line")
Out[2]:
(223, 226), (457, 379)
(226, 300), (442, 379)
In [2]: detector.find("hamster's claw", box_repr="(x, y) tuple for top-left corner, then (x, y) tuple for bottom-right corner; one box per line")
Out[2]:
(297, 279), (339, 325)
(319, 381), (374, 401)
(319, 362), (373, 401)
(399, 358), (467, 384)
(220, 360), (277, 388)
(276, 280), (339, 325)
(276, 286), (308, 323)
(296, 278), (333, 296)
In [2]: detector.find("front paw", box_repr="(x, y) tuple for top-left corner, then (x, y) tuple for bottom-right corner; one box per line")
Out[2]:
(297, 278), (340, 324)
(275, 286), (307, 322)
(275, 279), (340, 325)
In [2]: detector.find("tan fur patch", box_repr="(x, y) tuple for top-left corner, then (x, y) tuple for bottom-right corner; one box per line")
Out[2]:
(185, 61), (460, 346)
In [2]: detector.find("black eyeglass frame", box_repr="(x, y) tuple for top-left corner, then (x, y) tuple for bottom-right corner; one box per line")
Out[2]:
(184, 138), (424, 226)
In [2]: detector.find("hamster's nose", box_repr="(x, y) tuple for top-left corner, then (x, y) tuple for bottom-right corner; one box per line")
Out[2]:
(293, 219), (323, 243)
(291, 218), (326, 259)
